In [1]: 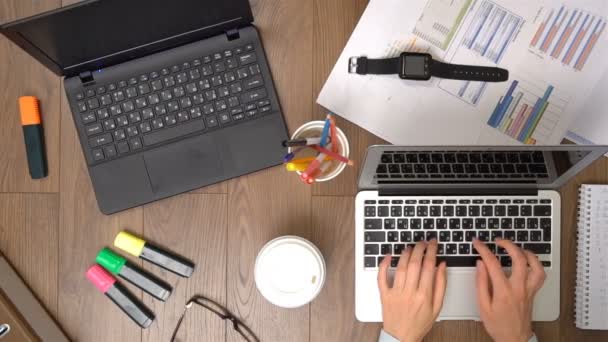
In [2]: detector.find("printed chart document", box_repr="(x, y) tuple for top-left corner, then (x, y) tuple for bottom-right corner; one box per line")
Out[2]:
(318, 0), (608, 145)
(566, 70), (608, 145)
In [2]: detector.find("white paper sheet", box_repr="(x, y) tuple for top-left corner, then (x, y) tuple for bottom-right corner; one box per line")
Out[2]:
(566, 69), (608, 145)
(317, 0), (608, 146)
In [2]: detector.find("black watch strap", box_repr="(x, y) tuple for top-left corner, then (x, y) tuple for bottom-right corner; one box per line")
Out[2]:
(350, 56), (400, 75)
(430, 60), (508, 82)
(349, 55), (508, 82)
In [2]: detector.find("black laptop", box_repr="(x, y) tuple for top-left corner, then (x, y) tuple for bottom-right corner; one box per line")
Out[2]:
(1, 0), (288, 214)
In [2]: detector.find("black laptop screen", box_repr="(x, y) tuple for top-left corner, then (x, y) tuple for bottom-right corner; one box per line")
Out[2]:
(1, 0), (252, 76)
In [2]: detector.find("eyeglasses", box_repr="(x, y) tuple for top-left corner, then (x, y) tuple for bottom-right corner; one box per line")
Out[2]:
(170, 295), (259, 342)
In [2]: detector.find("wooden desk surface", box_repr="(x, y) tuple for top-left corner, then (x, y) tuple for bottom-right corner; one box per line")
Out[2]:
(1, 1), (607, 341)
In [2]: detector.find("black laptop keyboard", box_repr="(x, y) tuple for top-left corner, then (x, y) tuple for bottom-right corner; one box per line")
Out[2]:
(363, 197), (553, 268)
(73, 44), (271, 162)
(376, 151), (549, 180)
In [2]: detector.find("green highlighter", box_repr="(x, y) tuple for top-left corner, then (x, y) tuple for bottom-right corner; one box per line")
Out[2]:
(96, 248), (172, 301)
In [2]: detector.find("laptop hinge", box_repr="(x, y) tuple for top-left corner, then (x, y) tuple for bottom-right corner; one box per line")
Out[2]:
(79, 71), (95, 85)
(225, 28), (240, 41)
(378, 188), (539, 197)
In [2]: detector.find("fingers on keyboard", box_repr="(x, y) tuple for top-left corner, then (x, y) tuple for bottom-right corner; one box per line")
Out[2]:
(363, 198), (552, 268)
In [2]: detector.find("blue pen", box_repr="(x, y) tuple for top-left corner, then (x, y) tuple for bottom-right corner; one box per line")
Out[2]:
(283, 146), (307, 162)
(319, 114), (331, 147)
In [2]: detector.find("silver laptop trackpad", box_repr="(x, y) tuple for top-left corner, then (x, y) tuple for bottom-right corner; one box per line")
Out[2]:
(439, 270), (481, 319)
(143, 134), (224, 194)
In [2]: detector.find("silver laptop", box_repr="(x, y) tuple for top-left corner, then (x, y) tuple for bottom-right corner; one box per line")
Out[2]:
(355, 145), (608, 322)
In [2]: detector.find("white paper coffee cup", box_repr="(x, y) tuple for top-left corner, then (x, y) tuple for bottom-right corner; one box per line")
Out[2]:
(254, 236), (326, 308)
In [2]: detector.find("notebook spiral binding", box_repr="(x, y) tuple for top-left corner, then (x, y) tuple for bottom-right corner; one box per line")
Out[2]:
(575, 185), (592, 327)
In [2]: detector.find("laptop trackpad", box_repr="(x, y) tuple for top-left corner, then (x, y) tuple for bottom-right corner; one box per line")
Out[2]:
(143, 134), (224, 195)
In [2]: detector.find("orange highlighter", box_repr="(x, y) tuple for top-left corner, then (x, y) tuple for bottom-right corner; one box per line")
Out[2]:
(19, 96), (47, 179)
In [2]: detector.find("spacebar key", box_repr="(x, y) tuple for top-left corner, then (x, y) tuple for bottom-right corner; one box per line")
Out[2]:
(142, 120), (205, 146)
(437, 256), (480, 267)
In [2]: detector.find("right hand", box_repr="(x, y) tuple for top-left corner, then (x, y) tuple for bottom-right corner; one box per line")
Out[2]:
(473, 239), (546, 342)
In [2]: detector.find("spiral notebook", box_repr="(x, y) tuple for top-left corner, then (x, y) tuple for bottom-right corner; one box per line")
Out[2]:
(576, 185), (608, 330)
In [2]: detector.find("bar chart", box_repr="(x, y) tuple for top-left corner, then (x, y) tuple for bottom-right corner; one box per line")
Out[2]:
(413, 0), (473, 50)
(487, 79), (568, 144)
(437, 0), (523, 106)
(530, 4), (606, 71)
(461, 0), (524, 64)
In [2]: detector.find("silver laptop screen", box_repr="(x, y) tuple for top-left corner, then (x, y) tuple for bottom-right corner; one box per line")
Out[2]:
(360, 146), (608, 190)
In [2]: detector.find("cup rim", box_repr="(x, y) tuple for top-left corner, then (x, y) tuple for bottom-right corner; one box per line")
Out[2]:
(254, 235), (326, 308)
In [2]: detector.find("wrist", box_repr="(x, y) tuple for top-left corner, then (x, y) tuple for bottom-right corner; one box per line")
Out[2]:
(495, 335), (533, 342)
(382, 326), (421, 342)
(398, 338), (421, 342)
(494, 329), (534, 342)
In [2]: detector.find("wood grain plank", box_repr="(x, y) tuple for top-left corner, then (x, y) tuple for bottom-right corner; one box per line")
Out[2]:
(426, 321), (491, 342)
(226, 168), (312, 342)
(142, 194), (227, 342)
(57, 90), (144, 342)
(311, 0), (385, 197)
(0, 0), (61, 193)
(0, 0), (59, 22)
(310, 196), (381, 341)
(226, 0), (313, 340)
(61, 0), (82, 6)
(190, 181), (228, 194)
(0, 193), (59, 317)
(252, 0), (313, 132)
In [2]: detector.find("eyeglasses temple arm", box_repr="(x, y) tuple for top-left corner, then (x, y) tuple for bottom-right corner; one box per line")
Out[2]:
(169, 303), (193, 342)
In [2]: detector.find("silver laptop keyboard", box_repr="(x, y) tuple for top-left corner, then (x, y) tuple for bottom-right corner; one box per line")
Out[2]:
(363, 197), (553, 268)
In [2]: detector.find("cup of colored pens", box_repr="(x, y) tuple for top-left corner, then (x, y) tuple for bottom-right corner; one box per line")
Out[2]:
(282, 115), (351, 184)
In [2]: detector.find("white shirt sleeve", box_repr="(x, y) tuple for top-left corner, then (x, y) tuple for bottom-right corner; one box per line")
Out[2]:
(378, 329), (538, 341)
(378, 329), (400, 342)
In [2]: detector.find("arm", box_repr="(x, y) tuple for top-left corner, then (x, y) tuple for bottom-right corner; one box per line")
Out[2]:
(474, 239), (546, 342)
(377, 240), (447, 342)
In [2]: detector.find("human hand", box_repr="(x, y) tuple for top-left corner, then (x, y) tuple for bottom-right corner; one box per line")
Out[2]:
(378, 240), (447, 342)
(474, 238), (546, 342)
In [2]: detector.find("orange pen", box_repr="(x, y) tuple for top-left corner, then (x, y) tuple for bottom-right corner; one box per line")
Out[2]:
(300, 143), (332, 183)
(311, 145), (353, 166)
(304, 161), (332, 184)
(329, 116), (338, 153)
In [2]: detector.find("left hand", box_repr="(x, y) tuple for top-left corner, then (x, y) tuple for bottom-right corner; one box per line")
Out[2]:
(378, 240), (448, 342)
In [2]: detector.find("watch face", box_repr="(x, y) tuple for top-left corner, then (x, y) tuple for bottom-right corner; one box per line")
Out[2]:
(404, 55), (427, 77)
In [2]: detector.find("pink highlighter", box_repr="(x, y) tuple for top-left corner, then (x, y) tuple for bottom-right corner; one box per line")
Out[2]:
(86, 265), (155, 328)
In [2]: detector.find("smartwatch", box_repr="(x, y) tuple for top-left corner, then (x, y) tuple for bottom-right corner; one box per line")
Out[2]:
(348, 52), (509, 82)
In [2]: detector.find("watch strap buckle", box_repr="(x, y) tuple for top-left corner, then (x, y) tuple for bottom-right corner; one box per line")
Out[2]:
(348, 56), (367, 74)
(398, 52), (408, 78)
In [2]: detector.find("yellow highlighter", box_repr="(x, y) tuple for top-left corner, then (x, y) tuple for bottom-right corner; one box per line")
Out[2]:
(285, 162), (309, 172)
(285, 156), (333, 172)
(114, 231), (194, 278)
